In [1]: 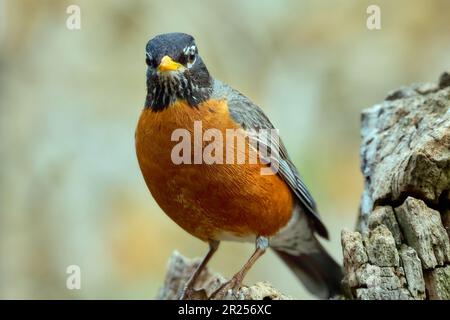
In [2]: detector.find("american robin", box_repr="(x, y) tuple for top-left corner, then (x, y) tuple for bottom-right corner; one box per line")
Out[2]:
(135, 32), (342, 299)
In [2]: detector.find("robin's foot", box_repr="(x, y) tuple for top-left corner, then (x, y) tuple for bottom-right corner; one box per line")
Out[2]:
(209, 275), (243, 300)
(209, 237), (268, 300)
(180, 286), (208, 300)
(178, 241), (220, 300)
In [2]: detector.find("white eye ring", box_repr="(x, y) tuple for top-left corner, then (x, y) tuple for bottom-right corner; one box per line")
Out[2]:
(187, 56), (196, 69)
(183, 45), (197, 68)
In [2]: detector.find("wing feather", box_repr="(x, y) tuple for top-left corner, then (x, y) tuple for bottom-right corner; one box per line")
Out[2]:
(212, 80), (328, 238)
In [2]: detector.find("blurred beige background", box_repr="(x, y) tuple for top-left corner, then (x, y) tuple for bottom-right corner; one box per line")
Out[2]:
(0, 0), (449, 299)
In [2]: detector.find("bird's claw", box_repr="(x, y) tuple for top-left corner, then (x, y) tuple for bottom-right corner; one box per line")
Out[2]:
(179, 286), (208, 300)
(209, 277), (242, 300)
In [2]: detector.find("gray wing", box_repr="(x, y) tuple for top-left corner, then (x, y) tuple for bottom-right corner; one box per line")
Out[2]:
(212, 80), (328, 238)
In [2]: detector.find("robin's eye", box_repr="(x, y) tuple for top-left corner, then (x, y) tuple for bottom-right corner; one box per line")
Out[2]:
(186, 53), (196, 67)
(183, 45), (197, 68)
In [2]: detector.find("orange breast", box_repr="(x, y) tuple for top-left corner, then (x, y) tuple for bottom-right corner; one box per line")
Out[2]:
(135, 99), (294, 241)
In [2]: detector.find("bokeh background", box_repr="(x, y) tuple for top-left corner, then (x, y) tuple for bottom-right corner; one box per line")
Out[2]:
(1, 0), (449, 299)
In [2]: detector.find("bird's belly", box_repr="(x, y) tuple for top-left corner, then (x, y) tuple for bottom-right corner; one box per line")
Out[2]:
(135, 100), (294, 241)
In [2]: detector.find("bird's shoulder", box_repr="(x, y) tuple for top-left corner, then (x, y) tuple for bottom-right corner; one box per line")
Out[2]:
(211, 79), (274, 131)
(210, 79), (328, 238)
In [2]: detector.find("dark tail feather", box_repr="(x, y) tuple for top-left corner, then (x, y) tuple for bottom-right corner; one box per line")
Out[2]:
(274, 243), (343, 299)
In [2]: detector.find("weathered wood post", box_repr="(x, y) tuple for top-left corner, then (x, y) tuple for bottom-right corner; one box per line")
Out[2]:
(341, 72), (450, 300)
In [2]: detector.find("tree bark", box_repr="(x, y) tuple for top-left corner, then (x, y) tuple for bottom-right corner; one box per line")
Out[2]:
(341, 72), (450, 300)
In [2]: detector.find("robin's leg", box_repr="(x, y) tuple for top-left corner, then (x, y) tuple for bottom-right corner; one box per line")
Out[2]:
(180, 240), (220, 300)
(210, 236), (268, 299)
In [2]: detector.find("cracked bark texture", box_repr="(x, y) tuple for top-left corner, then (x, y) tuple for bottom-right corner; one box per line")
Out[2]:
(342, 72), (450, 300)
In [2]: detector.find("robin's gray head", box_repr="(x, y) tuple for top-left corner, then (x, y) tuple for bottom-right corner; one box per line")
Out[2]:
(145, 33), (212, 111)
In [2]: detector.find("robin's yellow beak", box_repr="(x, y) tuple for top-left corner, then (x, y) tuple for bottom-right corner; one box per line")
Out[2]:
(157, 55), (183, 72)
